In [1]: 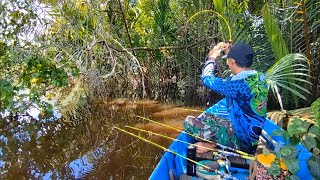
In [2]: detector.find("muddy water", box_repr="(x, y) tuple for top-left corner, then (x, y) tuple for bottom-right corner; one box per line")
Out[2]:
(0, 99), (202, 179)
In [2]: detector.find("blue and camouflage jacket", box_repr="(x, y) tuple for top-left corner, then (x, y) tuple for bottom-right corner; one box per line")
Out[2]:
(201, 60), (268, 153)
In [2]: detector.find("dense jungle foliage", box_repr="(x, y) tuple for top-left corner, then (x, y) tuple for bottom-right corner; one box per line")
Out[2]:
(1, 0), (319, 116)
(1, 0), (319, 118)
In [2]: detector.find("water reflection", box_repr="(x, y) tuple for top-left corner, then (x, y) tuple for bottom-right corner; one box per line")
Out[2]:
(0, 99), (202, 179)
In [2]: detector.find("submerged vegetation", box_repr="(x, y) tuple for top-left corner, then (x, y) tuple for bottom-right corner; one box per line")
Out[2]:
(0, 0), (319, 179)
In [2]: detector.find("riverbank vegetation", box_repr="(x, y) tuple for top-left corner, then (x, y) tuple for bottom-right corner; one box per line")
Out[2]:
(1, 0), (319, 117)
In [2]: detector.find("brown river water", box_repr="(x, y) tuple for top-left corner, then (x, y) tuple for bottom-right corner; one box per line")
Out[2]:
(0, 99), (202, 179)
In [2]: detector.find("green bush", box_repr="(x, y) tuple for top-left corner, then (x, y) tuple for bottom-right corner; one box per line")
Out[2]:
(267, 98), (320, 179)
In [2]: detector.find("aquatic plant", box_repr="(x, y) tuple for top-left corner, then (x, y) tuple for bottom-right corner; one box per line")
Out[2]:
(264, 97), (320, 179)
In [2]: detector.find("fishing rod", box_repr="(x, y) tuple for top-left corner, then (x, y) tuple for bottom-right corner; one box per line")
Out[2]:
(174, 108), (203, 113)
(175, 110), (252, 157)
(136, 116), (252, 157)
(187, 10), (232, 43)
(114, 126), (240, 180)
(126, 125), (255, 161)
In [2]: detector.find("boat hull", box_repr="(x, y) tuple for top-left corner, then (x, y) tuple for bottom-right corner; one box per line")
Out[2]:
(149, 119), (312, 180)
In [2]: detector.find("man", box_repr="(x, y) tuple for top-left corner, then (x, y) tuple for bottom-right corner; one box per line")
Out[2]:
(184, 42), (268, 154)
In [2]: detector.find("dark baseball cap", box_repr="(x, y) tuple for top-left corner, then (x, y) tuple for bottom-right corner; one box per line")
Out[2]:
(223, 43), (254, 67)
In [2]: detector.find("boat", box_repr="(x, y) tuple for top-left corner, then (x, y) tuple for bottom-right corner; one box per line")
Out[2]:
(149, 118), (312, 180)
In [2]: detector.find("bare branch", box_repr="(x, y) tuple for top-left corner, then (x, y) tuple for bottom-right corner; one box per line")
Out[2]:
(111, 36), (146, 98)
(101, 42), (117, 79)
(100, 37), (213, 52)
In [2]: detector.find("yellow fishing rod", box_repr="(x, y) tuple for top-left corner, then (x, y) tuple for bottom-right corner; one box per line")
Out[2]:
(114, 126), (239, 180)
(187, 10), (232, 43)
(126, 125), (255, 161)
(136, 115), (251, 157)
(174, 108), (203, 113)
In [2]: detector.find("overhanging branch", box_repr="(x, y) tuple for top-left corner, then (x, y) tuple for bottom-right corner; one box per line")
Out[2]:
(98, 37), (214, 52)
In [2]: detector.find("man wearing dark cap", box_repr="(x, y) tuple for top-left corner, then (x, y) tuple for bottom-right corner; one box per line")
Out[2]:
(184, 42), (268, 154)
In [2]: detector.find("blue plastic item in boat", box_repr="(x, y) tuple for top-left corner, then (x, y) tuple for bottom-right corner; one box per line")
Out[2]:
(149, 119), (312, 180)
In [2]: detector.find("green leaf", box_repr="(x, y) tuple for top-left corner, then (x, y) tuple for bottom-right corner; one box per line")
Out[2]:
(283, 131), (290, 141)
(0, 42), (8, 57)
(315, 136), (320, 148)
(0, 80), (15, 110)
(280, 146), (298, 158)
(213, 0), (226, 14)
(261, 4), (289, 61)
(281, 147), (293, 156)
(267, 162), (281, 176)
(272, 129), (285, 136)
(302, 134), (317, 151)
(289, 135), (301, 146)
(307, 156), (320, 179)
(270, 128), (289, 141)
(287, 118), (310, 137)
(283, 158), (299, 175)
(285, 175), (300, 180)
(309, 126), (320, 137)
(311, 98), (320, 127)
(317, 113), (320, 128)
(312, 147), (320, 156)
(311, 97), (320, 116)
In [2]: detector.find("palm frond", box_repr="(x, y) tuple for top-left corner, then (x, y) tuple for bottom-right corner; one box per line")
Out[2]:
(246, 16), (275, 71)
(213, 0), (226, 14)
(154, 0), (170, 35)
(266, 53), (311, 109)
(290, 0), (320, 60)
(230, 13), (252, 44)
(284, 0), (320, 100)
(261, 4), (289, 61)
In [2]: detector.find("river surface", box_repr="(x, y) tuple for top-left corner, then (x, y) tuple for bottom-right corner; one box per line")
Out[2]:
(0, 99), (202, 179)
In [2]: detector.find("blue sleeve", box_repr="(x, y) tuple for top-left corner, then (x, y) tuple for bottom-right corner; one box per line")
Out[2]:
(201, 60), (241, 98)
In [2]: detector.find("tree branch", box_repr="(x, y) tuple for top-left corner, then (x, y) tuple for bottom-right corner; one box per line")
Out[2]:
(117, 0), (136, 56)
(98, 37), (213, 52)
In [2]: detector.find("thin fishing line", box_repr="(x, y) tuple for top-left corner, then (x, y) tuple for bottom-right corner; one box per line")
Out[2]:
(136, 115), (213, 143)
(126, 125), (255, 161)
(174, 108), (203, 112)
(125, 125), (212, 151)
(114, 126), (239, 180)
(136, 115), (251, 156)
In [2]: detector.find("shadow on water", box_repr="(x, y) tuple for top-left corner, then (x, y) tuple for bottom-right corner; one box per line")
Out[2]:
(0, 99), (202, 179)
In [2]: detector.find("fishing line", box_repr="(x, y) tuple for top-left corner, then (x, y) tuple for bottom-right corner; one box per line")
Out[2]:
(114, 126), (240, 180)
(174, 108), (203, 113)
(136, 115), (252, 157)
(126, 125), (255, 161)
